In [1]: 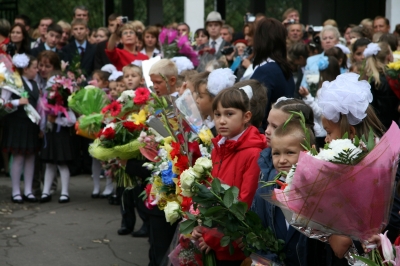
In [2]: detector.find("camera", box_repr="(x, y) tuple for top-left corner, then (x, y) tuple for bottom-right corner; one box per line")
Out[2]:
(6, 42), (16, 56)
(221, 46), (234, 55)
(121, 16), (129, 24)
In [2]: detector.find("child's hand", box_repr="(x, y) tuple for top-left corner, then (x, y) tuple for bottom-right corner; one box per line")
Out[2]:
(19, 98), (29, 105)
(47, 115), (56, 123)
(328, 235), (353, 258)
(236, 237), (245, 251)
(242, 58), (251, 69)
(298, 86), (309, 97)
(198, 237), (211, 254)
(362, 234), (381, 253)
(191, 226), (204, 240)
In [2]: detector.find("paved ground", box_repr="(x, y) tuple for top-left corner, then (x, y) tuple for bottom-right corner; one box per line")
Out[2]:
(0, 175), (149, 266)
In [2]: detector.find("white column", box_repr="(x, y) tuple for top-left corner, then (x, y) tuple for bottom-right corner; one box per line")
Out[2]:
(184, 0), (205, 37)
(386, 0), (400, 32)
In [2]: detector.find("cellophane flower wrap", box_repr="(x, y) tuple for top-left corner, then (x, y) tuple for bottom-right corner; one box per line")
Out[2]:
(263, 122), (400, 241)
(44, 75), (77, 120)
(159, 28), (198, 67)
(0, 56), (40, 124)
(89, 88), (152, 161)
(68, 85), (110, 138)
(386, 59), (400, 99)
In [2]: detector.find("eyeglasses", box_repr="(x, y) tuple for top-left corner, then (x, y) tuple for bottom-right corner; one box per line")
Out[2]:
(122, 30), (136, 36)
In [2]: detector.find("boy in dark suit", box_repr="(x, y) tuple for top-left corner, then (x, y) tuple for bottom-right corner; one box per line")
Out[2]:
(62, 18), (95, 77)
(31, 23), (65, 60)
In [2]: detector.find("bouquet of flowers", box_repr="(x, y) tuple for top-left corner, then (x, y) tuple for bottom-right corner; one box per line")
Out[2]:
(68, 85), (110, 139)
(0, 56), (40, 124)
(386, 60), (400, 99)
(262, 112), (400, 255)
(44, 75), (77, 121)
(169, 235), (204, 266)
(62, 52), (86, 86)
(159, 28), (199, 67)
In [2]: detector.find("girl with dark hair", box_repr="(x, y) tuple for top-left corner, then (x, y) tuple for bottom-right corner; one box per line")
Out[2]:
(140, 26), (160, 58)
(194, 28), (209, 50)
(324, 46), (348, 73)
(351, 38), (371, 63)
(9, 23), (31, 55)
(251, 18), (295, 129)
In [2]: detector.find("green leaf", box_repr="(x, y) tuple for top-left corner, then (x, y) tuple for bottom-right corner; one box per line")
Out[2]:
(229, 242), (235, 255)
(367, 127), (375, 151)
(179, 219), (196, 235)
(203, 218), (213, 227)
(223, 186), (239, 208)
(211, 178), (221, 195)
(220, 235), (230, 247)
(204, 206), (225, 216)
(342, 132), (348, 139)
(230, 202), (247, 221)
(353, 256), (379, 266)
(354, 135), (360, 147)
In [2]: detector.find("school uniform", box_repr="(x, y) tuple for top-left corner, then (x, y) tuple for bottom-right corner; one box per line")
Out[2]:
(62, 39), (96, 77)
(31, 42), (65, 61)
(208, 36), (229, 60)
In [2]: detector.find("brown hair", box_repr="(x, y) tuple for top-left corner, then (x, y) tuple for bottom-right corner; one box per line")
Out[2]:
(365, 41), (391, 86)
(212, 87), (251, 115)
(253, 18), (292, 79)
(192, 71), (210, 93)
(324, 47), (347, 69)
(338, 105), (385, 139)
(233, 79), (268, 128)
(71, 18), (87, 28)
(282, 8), (299, 21)
(273, 98), (315, 133)
(319, 56), (341, 87)
(92, 70), (111, 82)
(16, 55), (37, 76)
(273, 119), (316, 148)
(122, 64), (143, 77)
(37, 51), (61, 71)
(143, 26), (160, 49)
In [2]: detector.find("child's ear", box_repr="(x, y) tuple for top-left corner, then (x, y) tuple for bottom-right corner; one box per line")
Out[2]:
(169, 76), (177, 87)
(244, 111), (252, 124)
(140, 77), (145, 86)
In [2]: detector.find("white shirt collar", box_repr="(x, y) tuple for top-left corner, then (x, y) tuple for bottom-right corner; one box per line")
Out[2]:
(217, 128), (247, 147)
(22, 76), (33, 91)
(209, 36), (223, 50)
(253, 57), (275, 72)
(44, 43), (56, 52)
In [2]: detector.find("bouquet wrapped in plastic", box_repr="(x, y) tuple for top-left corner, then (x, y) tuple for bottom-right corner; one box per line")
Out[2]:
(68, 85), (110, 138)
(386, 59), (400, 99)
(263, 121), (400, 242)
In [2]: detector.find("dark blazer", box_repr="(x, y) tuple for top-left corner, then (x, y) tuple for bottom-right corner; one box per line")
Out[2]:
(94, 40), (111, 70)
(62, 41), (96, 77)
(215, 39), (229, 59)
(31, 42), (65, 61)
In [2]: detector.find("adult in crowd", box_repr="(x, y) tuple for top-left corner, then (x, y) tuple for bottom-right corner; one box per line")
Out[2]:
(106, 18), (148, 71)
(73, 5), (89, 22)
(282, 7), (300, 25)
(373, 16), (390, 33)
(177, 22), (190, 36)
(342, 24), (356, 46)
(205, 11), (229, 59)
(31, 17), (53, 49)
(220, 24), (233, 44)
(193, 28), (209, 51)
(96, 27), (110, 43)
(94, 13), (119, 70)
(56, 20), (71, 50)
(8, 23), (31, 55)
(0, 19), (11, 55)
(14, 14), (34, 43)
(286, 23), (304, 48)
(35, 50), (61, 90)
(251, 18), (295, 129)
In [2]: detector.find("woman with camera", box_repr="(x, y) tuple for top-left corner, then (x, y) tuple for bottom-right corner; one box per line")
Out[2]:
(106, 17), (148, 71)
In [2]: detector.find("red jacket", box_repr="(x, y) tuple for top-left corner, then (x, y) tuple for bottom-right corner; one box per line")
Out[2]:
(105, 48), (149, 71)
(203, 126), (267, 261)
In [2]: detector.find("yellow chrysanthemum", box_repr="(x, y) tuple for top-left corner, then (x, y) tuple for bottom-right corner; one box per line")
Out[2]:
(131, 109), (147, 125)
(12, 72), (23, 88)
(198, 128), (214, 146)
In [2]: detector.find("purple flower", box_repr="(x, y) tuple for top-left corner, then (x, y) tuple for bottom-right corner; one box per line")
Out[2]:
(159, 28), (168, 44)
(167, 29), (178, 44)
(177, 35), (189, 48)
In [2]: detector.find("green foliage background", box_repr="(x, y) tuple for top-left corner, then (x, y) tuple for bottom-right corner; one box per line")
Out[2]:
(16, 0), (301, 32)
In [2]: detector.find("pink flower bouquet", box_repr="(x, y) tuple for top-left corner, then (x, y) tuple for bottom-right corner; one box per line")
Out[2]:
(264, 122), (400, 241)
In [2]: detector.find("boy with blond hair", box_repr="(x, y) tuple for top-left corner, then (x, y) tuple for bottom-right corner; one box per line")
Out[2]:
(149, 59), (178, 96)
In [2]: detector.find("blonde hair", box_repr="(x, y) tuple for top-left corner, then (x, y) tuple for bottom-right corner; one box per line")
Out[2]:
(323, 19), (338, 28)
(71, 18), (87, 28)
(57, 20), (71, 31)
(122, 64), (143, 77)
(118, 22), (136, 37)
(130, 20), (145, 32)
(149, 59), (178, 78)
(321, 25), (340, 41)
(365, 42), (391, 86)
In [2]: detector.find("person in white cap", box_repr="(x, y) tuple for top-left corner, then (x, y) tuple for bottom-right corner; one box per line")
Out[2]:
(205, 11), (229, 59)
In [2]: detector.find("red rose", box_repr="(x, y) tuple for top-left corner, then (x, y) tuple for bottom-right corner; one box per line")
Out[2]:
(179, 236), (191, 249)
(181, 196), (192, 212)
(122, 121), (136, 132)
(170, 141), (181, 160)
(134, 87), (150, 105)
(102, 101), (122, 116)
(101, 127), (115, 139)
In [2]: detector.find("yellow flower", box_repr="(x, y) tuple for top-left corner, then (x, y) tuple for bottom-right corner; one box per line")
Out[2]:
(198, 128), (214, 145)
(0, 73), (5, 84)
(173, 178), (182, 195)
(168, 117), (179, 131)
(388, 61), (400, 71)
(12, 72), (23, 88)
(131, 109), (147, 125)
(172, 157), (180, 175)
(164, 136), (173, 145)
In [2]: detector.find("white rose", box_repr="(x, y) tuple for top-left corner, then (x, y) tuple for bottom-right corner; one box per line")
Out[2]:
(199, 145), (210, 158)
(306, 74), (319, 84)
(181, 188), (193, 198)
(194, 157), (213, 172)
(158, 149), (168, 160)
(180, 168), (196, 190)
(142, 162), (154, 170)
(164, 201), (181, 224)
(105, 122), (116, 130)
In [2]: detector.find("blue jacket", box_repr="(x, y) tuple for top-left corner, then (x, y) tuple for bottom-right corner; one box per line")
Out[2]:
(251, 148), (308, 266)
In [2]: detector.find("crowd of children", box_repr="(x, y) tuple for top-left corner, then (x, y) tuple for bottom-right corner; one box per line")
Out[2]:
(1, 5), (400, 266)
